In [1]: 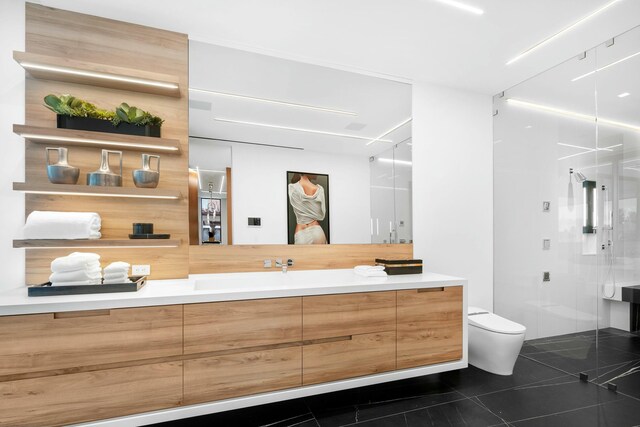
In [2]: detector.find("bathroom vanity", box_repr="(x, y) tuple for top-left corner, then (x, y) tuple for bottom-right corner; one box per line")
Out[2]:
(0, 270), (467, 427)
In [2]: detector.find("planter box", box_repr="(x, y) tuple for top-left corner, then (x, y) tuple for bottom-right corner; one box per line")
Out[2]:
(57, 115), (161, 137)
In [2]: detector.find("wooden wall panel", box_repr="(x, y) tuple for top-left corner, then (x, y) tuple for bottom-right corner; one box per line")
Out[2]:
(23, 4), (189, 283)
(189, 243), (413, 274)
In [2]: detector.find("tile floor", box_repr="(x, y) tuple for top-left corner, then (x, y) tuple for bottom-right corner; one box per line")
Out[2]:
(153, 328), (640, 427)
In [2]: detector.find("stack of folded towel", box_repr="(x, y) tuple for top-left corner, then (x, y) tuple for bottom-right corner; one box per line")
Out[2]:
(103, 262), (131, 284)
(24, 211), (101, 240)
(354, 265), (387, 277)
(49, 252), (102, 286)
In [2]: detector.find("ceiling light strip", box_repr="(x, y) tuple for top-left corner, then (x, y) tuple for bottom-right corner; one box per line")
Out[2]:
(189, 88), (357, 116)
(432, 0), (484, 15)
(366, 118), (412, 146)
(572, 51), (640, 82)
(20, 62), (179, 89)
(506, 98), (640, 132)
(506, 0), (621, 65)
(20, 133), (179, 152)
(214, 117), (392, 142)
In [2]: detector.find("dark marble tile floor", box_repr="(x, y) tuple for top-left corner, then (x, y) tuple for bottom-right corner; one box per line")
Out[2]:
(151, 328), (640, 427)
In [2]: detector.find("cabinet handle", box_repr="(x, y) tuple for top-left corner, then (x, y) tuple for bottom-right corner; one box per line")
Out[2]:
(418, 287), (445, 293)
(54, 309), (111, 319)
(303, 335), (352, 346)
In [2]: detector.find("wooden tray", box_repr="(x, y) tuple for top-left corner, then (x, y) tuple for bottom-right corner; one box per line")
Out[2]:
(28, 276), (146, 297)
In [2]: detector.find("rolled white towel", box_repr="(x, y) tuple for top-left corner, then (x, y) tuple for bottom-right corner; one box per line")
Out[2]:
(104, 262), (130, 274)
(103, 277), (132, 284)
(51, 278), (102, 287)
(51, 252), (101, 273)
(355, 270), (388, 277)
(354, 265), (385, 273)
(24, 211), (101, 240)
(49, 268), (102, 283)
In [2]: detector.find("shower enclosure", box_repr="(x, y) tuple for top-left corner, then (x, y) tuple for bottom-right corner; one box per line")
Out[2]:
(494, 25), (640, 398)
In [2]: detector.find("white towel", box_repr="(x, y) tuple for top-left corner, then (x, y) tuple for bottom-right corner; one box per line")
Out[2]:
(103, 277), (131, 284)
(354, 265), (385, 273)
(51, 252), (101, 273)
(51, 278), (102, 287)
(49, 267), (102, 283)
(24, 211), (101, 240)
(104, 262), (130, 274)
(103, 273), (129, 281)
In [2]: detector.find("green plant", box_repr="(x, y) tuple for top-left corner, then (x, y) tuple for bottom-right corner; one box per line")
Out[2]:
(114, 103), (164, 127)
(43, 94), (115, 121)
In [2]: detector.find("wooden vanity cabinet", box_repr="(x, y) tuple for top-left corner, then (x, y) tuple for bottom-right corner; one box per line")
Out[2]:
(396, 286), (463, 369)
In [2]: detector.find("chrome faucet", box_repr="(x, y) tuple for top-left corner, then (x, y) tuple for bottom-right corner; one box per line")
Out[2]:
(276, 258), (294, 273)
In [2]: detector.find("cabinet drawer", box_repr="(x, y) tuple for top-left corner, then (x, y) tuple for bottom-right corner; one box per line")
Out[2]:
(184, 297), (302, 354)
(184, 346), (301, 404)
(0, 305), (183, 376)
(397, 286), (463, 369)
(303, 291), (396, 341)
(0, 361), (182, 427)
(302, 331), (396, 385)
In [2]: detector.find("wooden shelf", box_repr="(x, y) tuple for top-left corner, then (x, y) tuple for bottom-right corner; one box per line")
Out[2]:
(13, 182), (182, 200)
(14, 239), (181, 249)
(14, 124), (181, 154)
(14, 51), (181, 97)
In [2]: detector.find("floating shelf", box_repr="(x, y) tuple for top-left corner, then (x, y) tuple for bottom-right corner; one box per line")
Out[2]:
(13, 182), (182, 200)
(14, 239), (181, 249)
(13, 51), (181, 97)
(14, 124), (181, 154)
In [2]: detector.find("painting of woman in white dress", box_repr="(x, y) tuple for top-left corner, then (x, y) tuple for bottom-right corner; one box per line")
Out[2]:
(287, 171), (330, 244)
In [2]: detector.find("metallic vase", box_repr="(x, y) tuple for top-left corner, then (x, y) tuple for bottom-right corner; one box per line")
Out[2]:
(46, 147), (79, 184)
(132, 153), (160, 188)
(87, 149), (123, 186)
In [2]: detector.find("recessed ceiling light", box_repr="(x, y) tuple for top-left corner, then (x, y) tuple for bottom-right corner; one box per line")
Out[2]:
(190, 87), (357, 116)
(506, 98), (640, 132)
(525, 125), (533, 129)
(432, 0), (484, 15)
(366, 118), (412, 146)
(214, 117), (392, 142)
(618, 92), (631, 98)
(572, 51), (640, 82)
(506, 0), (621, 65)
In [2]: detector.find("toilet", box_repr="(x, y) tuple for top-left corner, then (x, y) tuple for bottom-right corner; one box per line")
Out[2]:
(468, 307), (526, 375)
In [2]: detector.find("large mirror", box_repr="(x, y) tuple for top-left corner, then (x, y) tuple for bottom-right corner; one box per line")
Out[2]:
(188, 42), (412, 245)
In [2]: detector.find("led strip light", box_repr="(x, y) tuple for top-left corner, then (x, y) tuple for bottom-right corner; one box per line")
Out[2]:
(20, 133), (179, 152)
(20, 190), (179, 200)
(366, 118), (412, 146)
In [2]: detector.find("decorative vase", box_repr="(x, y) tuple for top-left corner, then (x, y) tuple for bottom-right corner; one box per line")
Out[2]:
(46, 147), (79, 184)
(87, 149), (123, 186)
(132, 154), (160, 188)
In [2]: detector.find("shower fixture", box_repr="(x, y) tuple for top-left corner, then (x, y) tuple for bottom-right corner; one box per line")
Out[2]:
(569, 168), (588, 183)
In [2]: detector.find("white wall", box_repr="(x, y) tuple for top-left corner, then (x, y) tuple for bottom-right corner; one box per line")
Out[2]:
(0, 0), (25, 291)
(412, 82), (494, 310)
(232, 144), (371, 245)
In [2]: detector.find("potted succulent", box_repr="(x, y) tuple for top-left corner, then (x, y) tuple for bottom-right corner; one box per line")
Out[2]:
(43, 94), (164, 138)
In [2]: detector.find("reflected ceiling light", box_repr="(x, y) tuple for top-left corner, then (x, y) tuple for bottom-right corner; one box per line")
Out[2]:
(213, 117), (391, 142)
(366, 117), (412, 146)
(189, 87), (357, 116)
(506, 0), (621, 65)
(506, 98), (640, 132)
(557, 143), (622, 160)
(20, 62), (179, 90)
(572, 51), (640, 82)
(618, 92), (631, 98)
(432, 0), (483, 15)
(377, 158), (413, 166)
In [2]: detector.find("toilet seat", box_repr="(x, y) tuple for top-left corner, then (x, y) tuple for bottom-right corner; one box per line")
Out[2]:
(468, 307), (526, 335)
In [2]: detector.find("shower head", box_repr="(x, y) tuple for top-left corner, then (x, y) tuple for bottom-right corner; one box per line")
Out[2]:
(574, 171), (587, 183)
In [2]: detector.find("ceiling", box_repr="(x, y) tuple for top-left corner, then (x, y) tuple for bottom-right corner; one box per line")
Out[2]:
(38, 0), (640, 95)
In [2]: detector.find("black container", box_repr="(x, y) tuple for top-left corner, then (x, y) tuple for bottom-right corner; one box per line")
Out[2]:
(132, 223), (154, 235)
(375, 258), (423, 275)
(28, 276), (147, 297)
(57, 115), (161, 137)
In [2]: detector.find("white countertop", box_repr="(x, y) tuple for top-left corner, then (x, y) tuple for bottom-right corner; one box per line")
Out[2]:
(0, 269), (466, 316)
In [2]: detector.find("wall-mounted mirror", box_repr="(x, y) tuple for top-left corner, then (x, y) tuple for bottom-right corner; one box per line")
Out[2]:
(188, 42), (412, 245)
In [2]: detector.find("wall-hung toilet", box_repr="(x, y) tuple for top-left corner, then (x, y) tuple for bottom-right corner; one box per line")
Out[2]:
(468, 307), (526, 375)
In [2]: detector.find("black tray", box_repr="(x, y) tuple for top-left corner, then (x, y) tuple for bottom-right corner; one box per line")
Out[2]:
(28, 276), (146, 297)
(129, 233), (170, 239)
(375, 258), (423, 275)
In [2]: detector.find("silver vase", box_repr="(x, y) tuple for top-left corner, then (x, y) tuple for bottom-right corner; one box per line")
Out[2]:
(132, 154), (160, 188)
(87, 149), (123, 186)
(46, 147), (79, 184)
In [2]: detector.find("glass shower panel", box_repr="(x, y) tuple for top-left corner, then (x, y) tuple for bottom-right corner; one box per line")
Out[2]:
(393, 140), (413, 244)
(370, 145), (396, 243)
(593, 25), (640, 394)
(494, 45), (599, 372)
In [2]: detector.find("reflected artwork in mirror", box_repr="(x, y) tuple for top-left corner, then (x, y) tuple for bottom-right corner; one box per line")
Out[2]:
(188, 41), (412, 245)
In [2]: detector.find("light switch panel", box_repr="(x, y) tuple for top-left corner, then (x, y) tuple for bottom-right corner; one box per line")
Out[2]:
(543, 239), (551, 250)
